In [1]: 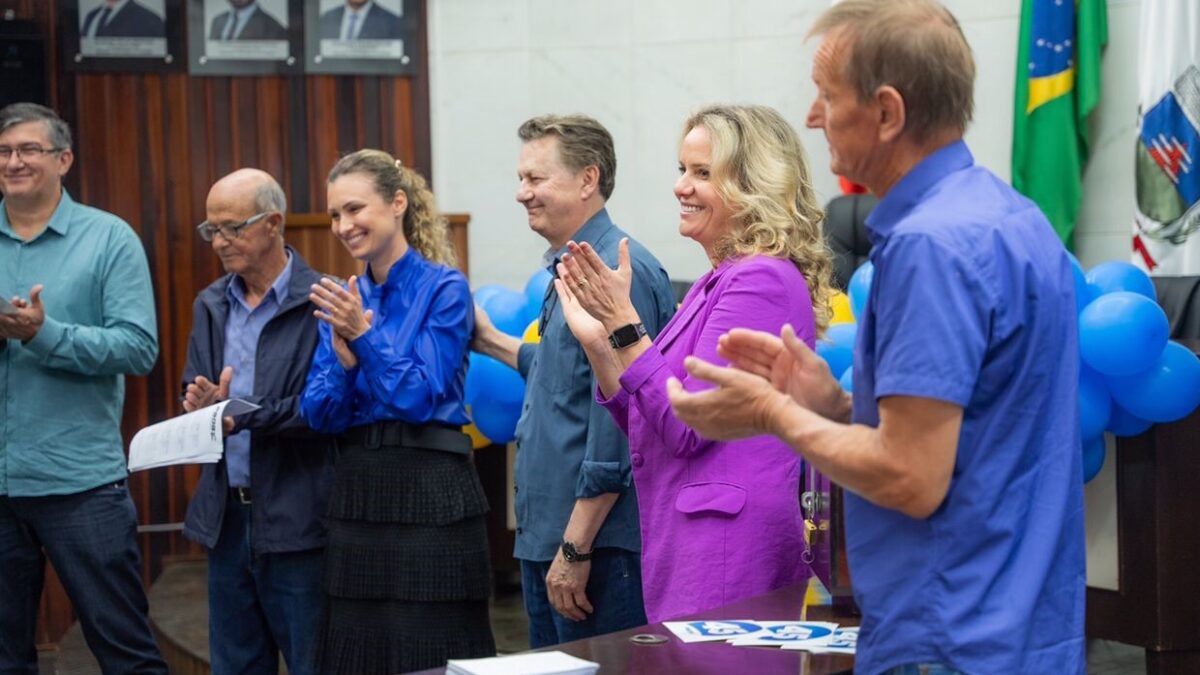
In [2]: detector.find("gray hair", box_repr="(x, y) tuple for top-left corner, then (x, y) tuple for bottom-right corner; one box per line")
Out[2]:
(0, 102), (73, 150)
(253, 177), (287, 217)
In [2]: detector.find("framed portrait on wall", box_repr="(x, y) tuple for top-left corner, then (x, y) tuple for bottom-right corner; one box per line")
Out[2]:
(303, 0), (418, 75)
(187, 0), (301, 75)
(59, 0), (185, 72)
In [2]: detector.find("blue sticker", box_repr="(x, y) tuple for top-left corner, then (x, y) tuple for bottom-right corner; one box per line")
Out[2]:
(682, 621), (762, 637)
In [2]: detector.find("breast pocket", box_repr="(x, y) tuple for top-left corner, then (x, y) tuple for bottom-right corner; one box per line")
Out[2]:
(536, 330), (590, 395)
(674, 481), (747, 518)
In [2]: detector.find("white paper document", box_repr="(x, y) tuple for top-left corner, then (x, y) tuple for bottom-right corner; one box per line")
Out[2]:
(663, 619), (769, 643)
(0, 297), (17, 315)
(727, 620), (841, 647)
(128, 399), (260, 472)
(782, 626), (858, 653)
(446, 651), (598, 675)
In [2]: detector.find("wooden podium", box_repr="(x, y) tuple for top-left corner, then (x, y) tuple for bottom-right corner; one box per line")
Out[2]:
(1086, 343), (1200, 674)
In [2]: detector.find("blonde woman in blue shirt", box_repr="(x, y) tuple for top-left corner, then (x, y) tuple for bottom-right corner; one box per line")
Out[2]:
(301, 150), (494, 673)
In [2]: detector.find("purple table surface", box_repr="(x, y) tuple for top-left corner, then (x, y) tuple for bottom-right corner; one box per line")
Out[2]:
(408, 580), (857, 675)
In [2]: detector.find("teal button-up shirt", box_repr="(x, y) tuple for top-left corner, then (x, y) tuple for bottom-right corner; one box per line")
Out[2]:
(0, 190), (158, 496)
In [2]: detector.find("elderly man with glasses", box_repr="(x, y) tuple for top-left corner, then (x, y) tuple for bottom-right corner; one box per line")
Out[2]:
(0, 102), (167, 672)
(180, 168), (334, 675)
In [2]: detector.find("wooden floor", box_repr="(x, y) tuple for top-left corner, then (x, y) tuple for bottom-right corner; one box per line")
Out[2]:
(37, 564), (1143, 674)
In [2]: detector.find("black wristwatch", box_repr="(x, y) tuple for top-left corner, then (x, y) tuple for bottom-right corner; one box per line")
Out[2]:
(561, 540), (593, 563)
(608, 322), (647, 350)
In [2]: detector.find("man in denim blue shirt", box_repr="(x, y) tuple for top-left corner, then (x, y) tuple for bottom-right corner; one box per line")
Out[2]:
(668, 2), (1085, 674)
(473, 114), (675, 647)
(0, 103), (167, 673)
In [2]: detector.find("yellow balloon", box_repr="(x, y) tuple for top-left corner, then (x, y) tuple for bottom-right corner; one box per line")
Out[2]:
(522, 318), (541, 344)
(830, 291), (855, 325)
(462, 406), (492, 450)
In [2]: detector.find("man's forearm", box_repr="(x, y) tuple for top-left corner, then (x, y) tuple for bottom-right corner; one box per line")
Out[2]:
(562, 493), (620, 551)
(474, 325), (523, 371)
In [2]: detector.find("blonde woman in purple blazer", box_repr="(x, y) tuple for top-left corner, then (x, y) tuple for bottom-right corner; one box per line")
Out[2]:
(554, 105), (835, 622)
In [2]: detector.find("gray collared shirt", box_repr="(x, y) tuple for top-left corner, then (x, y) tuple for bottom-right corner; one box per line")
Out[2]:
(512, 208), (675, 561)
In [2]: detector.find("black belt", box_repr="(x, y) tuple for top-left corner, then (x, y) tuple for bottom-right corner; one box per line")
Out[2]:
(343, 420), (472, 456)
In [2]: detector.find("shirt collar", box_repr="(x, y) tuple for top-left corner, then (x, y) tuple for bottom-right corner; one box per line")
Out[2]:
(864, 140), (974, 243)
(227, 249), (294, 308)
(541, 207), (617, 269)
(364, 245), (419, 293)
(346, 0), (373, 17)
(102, 0), (131, 17)
(231, 1), (257, 21)
(0, 189), (76, 240)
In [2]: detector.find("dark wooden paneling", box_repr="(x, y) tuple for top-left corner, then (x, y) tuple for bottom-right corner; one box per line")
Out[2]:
(13, 0), (434, 648)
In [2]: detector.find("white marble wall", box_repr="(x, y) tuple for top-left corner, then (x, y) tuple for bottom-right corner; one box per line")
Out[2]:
(429, 0), (1140, 289)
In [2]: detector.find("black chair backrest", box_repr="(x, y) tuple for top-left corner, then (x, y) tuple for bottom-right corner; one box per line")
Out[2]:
(824, 194), (877, 291)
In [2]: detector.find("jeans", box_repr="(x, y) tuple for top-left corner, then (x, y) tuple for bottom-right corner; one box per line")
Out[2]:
(0, 482), (167, 675)
(208, 491), (324, 675)
(883, 664), (964, 675)
(520, 547), (647, 648)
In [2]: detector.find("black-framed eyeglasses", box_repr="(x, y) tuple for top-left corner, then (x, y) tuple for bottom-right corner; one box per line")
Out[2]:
(0, 144), (66, 161)
(538, 258), (560, 334)
(196, 211), (272, 242)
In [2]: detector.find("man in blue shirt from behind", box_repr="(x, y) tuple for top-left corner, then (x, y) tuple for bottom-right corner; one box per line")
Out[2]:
(0, 102), (167, 673)
(667, 2), (1085, 673)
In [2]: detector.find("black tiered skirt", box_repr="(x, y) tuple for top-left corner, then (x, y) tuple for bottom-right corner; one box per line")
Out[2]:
(314, 428), (496, 674)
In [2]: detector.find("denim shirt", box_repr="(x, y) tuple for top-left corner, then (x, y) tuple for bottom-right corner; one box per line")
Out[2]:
(0, 191), (158, 496)
(512, 208), (675, 561)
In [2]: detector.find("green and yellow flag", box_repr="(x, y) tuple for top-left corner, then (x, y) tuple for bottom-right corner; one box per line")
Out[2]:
(1012, 0), (1107, 249)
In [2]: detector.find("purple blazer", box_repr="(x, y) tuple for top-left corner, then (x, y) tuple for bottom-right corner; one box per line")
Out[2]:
(600, 255), (815, 622)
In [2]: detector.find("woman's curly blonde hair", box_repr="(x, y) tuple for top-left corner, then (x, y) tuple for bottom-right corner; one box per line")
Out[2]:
(327, 149), (457, 267)
(684, 104), (836, 335)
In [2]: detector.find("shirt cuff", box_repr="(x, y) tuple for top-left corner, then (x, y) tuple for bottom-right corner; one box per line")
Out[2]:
(23, 315), (65, 358)
(618, 345), (668, 394)
(575, 460), (629, 498)
(349, 326), (384, 373)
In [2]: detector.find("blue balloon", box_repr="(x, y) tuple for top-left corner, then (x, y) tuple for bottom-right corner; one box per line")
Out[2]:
(1086, 261), (1156, 300)
(1078, 292), (1169, 376)
(473, 283), (507, 308)
(1082, 436), (1106, 484)
(838, 367), (854, 393)
(1106, 403), (1153, 437)
(465, 352), (525, 407)
(847, 261), (874, 321)
(1078, 366), (1111, 440)
(1067, 253), (1094, 314)
(471, 397), (523, 444)
(481, 287), (531, 336)
(1109, 341), (1200, 423)
(524, 268), (554, 316)
(816, 323), (857, 379)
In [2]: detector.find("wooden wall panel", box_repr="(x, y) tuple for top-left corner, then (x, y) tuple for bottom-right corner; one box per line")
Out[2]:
(7, 0), (437, 647)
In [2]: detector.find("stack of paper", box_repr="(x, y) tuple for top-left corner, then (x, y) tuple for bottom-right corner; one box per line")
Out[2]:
(447, 651), (599, 675)
(128, 399), (260, 472)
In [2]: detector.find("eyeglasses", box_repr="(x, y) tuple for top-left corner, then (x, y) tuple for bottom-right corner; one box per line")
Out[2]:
(0, 144), (65, 161)
(196, 211), (272, 242)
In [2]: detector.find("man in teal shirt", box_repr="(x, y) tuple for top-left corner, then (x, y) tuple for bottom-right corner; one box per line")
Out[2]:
(0, 103), (166, 673)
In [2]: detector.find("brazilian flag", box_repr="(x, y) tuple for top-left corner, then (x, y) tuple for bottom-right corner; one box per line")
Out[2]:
(1012, 0), (1107, 249)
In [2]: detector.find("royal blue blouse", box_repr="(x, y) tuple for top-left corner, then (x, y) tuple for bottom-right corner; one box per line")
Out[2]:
(300, 247), (473, 433)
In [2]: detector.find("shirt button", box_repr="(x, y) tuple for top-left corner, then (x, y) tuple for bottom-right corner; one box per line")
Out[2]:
(631, 453), (644, 468)
(516, 527), (523, 534)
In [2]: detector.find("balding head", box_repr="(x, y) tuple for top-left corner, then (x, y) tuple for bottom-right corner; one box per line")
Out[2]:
(204, 168), (288, 280)
(808, 0), (974, 143)
(207, 168), (287, 226)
